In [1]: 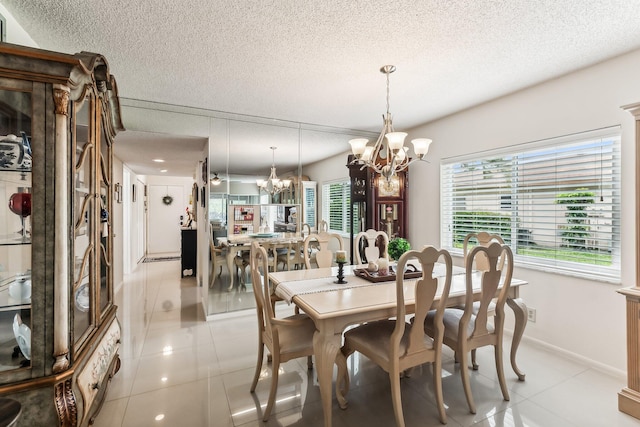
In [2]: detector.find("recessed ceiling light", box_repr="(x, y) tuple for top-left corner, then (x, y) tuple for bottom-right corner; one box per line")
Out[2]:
(153, 158), (165, 163)
(160, 169), (168, 173)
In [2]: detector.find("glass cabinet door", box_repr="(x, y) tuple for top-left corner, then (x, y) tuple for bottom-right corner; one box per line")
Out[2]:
(98, 112), (112, 317)
(73, 94), (94, 349)
(0, 88), (32, 372)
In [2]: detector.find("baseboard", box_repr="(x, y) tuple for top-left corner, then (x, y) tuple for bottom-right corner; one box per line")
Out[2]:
(504, 328), (626, 380)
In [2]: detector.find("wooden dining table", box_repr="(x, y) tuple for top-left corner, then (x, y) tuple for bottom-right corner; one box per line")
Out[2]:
(269, 264), (528, 427)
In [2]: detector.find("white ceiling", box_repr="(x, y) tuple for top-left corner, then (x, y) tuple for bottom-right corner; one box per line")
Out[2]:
(5, 0), (640, 177)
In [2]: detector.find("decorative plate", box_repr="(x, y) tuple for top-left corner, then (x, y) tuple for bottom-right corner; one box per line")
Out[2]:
(75, 283), (90, 312)
(249, 233), (278, 238)
(12, 314), (31, 360)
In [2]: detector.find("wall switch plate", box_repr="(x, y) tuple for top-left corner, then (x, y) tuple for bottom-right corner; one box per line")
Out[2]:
(527, 308), (536, 322)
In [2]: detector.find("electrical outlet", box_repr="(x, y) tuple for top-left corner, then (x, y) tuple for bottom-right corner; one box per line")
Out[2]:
(527, 308), (536, 323)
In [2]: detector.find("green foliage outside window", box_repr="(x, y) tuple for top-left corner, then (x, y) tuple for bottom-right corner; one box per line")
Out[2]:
(555, 189), (595, 250)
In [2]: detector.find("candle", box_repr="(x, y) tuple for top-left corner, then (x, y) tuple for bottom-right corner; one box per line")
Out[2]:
(336, 250), (347, 263)
(377, 258), (389, 276)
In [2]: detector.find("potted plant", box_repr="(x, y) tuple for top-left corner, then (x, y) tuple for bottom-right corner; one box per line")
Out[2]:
(387, 237), (411, 261)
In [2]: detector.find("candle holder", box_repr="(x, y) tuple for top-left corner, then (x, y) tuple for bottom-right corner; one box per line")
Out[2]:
(335, 261), (347, 284)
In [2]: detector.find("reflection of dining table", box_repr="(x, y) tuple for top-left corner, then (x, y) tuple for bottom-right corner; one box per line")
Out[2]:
(223, 234), (304, 290)
(269, 264), (528, 427)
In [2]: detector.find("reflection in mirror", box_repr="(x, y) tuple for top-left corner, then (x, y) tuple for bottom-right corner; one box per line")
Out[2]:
(207, 114), (376, 317)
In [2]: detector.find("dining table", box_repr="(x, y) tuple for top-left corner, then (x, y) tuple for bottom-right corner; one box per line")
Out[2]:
(269, 264), (528, 427)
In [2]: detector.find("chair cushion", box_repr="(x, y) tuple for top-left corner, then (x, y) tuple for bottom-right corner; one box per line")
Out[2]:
(277, 314), (316, 354)
(344, 320), (434, 364)
(426, 308), (495, 341)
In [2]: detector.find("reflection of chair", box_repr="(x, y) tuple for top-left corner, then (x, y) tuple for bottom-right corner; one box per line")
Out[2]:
(354, 229), (389, 264)
(341, 246), (453, 426)
(301, 223), (312, 237)
(425, 242), (513, 414)
(249, 241), (316, 421)
(209, 235), (226, 288)
(302, 231), (344, 269)
(275, 241), (303, 271)
(235, 251), (251, 285)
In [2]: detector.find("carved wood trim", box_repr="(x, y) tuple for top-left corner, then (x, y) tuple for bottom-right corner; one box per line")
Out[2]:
(53, 87), (69, 116)
(54, 378), (78, 427)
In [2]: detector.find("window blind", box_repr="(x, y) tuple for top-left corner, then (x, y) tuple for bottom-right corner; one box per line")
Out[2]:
(322, 180), (351, 234)
(441, 127), (621, 281)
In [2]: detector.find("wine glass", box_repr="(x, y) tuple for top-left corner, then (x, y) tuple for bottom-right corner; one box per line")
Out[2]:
(9, 191), (31, 241)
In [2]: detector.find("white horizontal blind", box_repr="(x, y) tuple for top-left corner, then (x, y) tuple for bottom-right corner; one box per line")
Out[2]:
(303, 185), (316, 226)
(322, 180), (351, 234)
(441, 127), (621, 281)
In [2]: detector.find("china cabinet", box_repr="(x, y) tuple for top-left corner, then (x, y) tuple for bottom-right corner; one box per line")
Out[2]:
(0, 43), (123, 426)
(619, 102), (640, 420)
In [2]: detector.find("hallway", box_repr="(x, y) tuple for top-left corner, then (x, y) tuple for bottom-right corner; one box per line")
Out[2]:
(93, 259), (636, 426)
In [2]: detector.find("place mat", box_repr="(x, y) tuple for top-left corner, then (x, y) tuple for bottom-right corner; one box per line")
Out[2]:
(274, 263), (464, 304)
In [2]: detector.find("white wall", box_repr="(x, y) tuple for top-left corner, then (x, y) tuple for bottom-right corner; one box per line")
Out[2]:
(0, 4), (37, 47)
(404, 48), (640, 374)
(145, 176), (195, 255)
(113, 157), (124, 293)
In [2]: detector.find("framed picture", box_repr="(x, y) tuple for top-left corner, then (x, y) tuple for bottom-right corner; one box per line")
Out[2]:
(202, 158), (208, 184)
(132, 184), (137, 202)
(201, 187), (206, 208)
(114, 183), (122, 203)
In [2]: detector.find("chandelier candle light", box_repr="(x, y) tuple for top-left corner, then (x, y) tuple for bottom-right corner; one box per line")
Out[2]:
(349, 65), (432, 182)
(257, 147), (291, 196)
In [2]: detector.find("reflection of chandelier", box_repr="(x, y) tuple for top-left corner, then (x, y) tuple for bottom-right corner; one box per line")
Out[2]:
(349, 65), (432, 182)
(257, 147), (291, 195)
(211, 172), (222, 186)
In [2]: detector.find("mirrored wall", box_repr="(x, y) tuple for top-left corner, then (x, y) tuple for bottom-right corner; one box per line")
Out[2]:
(206, 115), (376, 316)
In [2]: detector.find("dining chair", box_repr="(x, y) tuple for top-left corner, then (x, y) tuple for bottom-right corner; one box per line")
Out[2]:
(463, 231), (505, 271)
(302, 231), (344, 269)
(462, 231), (505, 368)
(317, 219), (328, 232)
(249, 241), (316, 421)
(354, 229), (389, 264)
(340, 246), (453, 426)
(425, 242), (513, 414)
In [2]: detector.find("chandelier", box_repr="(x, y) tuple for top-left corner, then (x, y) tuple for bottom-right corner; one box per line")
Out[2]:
(257, 146), (291, 195)
(211, 172), (222, 186)
(348, 65), (432, 182)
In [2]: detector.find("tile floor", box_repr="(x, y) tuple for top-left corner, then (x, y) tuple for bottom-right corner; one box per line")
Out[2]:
(93, 259), (637, 427)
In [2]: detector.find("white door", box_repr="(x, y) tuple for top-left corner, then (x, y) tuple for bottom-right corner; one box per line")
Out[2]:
(147, 185), (183, 255)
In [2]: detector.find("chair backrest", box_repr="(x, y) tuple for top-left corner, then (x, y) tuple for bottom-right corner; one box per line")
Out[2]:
(463, 232), (505, 271)
(393, 246), (453, 357)
(301, 223), (312, 237)
(250, 241), (274, 343)
(462, 242), (513, 338)
(210, 233), (221, 264)
(317, 219), (328, 232)
(302, 231), (344, 269)
(354, 229), (389, 264)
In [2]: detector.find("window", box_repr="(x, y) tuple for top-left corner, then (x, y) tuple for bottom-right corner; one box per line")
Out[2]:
(441, 127), (621, 282)
(322, 180), (351, 234)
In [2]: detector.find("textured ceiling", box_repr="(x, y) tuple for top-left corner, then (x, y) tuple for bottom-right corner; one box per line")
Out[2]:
(4, 0), (640, 177)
